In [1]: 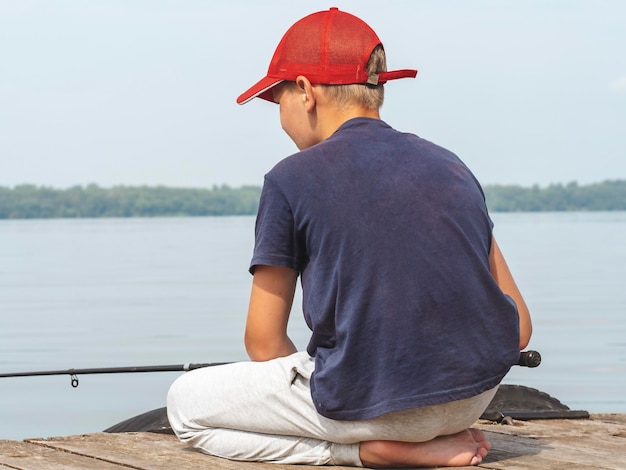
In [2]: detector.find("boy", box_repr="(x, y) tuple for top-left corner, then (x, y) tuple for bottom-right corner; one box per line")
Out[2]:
(167, 8), (532, 468)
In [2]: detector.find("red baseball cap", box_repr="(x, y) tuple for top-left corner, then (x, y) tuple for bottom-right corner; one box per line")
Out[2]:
(236, 7), (417, 105)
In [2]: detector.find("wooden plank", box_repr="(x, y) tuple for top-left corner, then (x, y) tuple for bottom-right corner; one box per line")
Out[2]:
(0, 440), (124, 470)
(25, 428), (615, 470)
(25, 433), (358, 470)
(475, 416), (626, 470)
(590, 413), (626, 428)
(478, 432), (616, 469)
(0, 414), (623, 470)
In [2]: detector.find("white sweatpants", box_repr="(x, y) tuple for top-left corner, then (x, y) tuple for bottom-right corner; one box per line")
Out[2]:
(167, 351), (496, 467)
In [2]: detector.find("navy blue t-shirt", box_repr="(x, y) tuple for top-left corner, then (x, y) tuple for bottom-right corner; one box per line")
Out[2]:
(250, 118), (520, 421)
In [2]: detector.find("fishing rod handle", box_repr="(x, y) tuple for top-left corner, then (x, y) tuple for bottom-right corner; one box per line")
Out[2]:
(518, 350), (541, 368)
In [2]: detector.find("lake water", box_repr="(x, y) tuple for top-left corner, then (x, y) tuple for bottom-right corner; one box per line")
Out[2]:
(1, 212), (625, 440)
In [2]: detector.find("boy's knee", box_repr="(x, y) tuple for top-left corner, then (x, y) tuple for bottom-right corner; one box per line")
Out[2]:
(166, 375), (183, 409)
(166, 375), (189, 435)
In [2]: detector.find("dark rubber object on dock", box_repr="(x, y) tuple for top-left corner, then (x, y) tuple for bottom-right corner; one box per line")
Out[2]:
(104, 407), (173, 434)
(480, 384), (590, 422)
(104, 384), (589, 433)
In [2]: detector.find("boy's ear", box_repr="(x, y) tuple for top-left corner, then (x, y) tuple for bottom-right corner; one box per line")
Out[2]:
(295, 76), (316, 112)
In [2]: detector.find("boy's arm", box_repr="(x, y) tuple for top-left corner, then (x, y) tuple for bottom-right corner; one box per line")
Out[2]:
(489, 237), (533, 350)
(244, 265), (299, 361)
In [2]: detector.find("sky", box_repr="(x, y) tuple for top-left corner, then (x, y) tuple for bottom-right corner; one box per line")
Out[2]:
(1, 0), (624, 189)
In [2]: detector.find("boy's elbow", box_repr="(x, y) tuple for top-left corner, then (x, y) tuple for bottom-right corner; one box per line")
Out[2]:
(245, 346), (269, 362)
(244, 330), (296, 361)
(244, 333), (278, 362)
(244, 332), (267, 361)
(519, 321), (533, 350)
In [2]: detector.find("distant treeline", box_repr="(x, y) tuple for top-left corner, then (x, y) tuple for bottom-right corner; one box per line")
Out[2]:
(0, 184), (262, 219)
(483, 180), (626, 212)
(0, 180), (625, 219)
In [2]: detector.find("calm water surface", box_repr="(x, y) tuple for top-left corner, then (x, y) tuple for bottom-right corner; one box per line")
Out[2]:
(0, 213), (625, 440)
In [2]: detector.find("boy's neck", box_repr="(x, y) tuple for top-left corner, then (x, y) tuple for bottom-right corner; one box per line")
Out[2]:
(317, 105), (380, 142)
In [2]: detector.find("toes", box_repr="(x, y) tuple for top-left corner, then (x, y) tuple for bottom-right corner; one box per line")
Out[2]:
(469, 428), (491, 450)
(469, 428), (487, 441)
(477, 445), (489, 458)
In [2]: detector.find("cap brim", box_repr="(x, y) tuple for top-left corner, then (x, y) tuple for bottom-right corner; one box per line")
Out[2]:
(236, 76), (284, 105)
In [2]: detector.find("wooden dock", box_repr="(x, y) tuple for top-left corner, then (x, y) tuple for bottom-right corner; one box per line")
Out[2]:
(1, 414), (625, 469)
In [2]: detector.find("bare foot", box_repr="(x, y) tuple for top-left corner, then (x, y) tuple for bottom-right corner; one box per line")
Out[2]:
(359, 428), (491, 468)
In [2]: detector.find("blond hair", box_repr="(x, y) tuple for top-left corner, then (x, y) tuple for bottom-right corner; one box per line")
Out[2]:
(322, 45), (387, 110)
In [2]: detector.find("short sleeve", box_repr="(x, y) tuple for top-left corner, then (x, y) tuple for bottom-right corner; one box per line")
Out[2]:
(249, 176), (303, 274)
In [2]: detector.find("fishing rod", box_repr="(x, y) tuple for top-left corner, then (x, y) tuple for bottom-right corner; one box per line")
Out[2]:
(0, 351), (540, 388)
(0, 362), (229, 388)
(517, 350), (541, 368)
